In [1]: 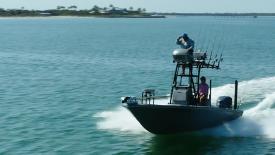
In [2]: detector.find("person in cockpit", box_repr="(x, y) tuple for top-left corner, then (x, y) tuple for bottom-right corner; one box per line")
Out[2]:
(199, 76), (209, 106)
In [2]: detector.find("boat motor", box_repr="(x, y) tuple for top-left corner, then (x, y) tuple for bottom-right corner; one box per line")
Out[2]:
(217, 96), (232, 109)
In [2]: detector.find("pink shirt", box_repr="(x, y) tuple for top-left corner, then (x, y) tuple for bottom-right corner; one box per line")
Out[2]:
(199, 83), (209, 96)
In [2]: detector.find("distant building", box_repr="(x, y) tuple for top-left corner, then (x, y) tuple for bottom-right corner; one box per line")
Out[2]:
(109, 7), (128, 14)
(39, 12), (52, 16)
(89, 7), (129, 15)
(89, 10), (108, 14)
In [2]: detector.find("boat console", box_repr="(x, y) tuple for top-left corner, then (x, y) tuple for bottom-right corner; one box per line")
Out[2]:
(172, 86), (193, 105)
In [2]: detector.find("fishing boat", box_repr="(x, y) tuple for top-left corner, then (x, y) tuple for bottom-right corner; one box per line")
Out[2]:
(121, 49), (243, 134)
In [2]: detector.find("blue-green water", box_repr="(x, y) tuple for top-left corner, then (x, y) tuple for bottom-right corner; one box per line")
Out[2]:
(1, 16), (275, 154)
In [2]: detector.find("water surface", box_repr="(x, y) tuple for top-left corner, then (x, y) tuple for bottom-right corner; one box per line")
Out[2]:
(0, 16), (275, 154)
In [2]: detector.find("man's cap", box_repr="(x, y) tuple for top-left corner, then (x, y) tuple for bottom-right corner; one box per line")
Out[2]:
(182, 33), (188, 39)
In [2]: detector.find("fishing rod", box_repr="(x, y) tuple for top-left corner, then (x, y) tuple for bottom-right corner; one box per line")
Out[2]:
(212, 28), (225, 62)
(198, 32), (206, 52)
(211, 54), (218, 68)
(204, 18), (221, 52)
(205, 36), (213, 53)
(224, 17), (240, 55)
(207, 50), (213, 65)
(207, 29), (220, 65)
(200, 16), (218, 52)
(220, 27), (229, 54)
(194, 20), (204, 52)
(205, 17), (221, 52)
(197, 18), (215, 52)
(214, 18), (228, 54)
(207, 19), (227, 67)
(214, 24), (226, 69)
(217, 53), (223, 68)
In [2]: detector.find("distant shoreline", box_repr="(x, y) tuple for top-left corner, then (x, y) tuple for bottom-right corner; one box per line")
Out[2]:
(0, 15), (166, 19)
(0, 7), (165, 18)
(160, 13), (275, 16)
(0, 13), (275, 19)
(1, 6), (275, 18)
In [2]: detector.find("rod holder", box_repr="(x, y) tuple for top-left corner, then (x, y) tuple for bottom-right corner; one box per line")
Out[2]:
(234, 80), (238, 109)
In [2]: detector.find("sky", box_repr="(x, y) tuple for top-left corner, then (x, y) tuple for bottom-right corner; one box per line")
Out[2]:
(0, 0), (275, 13)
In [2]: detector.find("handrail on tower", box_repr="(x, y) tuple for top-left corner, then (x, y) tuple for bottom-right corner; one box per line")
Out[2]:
(169, 49), (223, 105)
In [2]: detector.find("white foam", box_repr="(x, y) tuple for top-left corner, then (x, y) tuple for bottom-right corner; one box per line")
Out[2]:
(94, 107), (146, 133)
(212, 76), (275, 104)
(94, 76), (275, 138)
(247, 92), (275, 112)
(203, 92), (275, 138)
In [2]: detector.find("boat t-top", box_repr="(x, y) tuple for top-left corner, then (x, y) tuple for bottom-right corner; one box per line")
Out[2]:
(121, 49), (243, 134)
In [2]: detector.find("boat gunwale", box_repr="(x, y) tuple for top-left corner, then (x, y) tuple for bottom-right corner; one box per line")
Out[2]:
(123, 103), (243, 113)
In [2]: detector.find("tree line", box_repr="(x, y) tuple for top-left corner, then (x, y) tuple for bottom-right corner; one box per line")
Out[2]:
(0, 4), (148, 16)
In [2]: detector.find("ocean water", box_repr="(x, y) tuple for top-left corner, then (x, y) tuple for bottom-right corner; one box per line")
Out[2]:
(0, 16), (275, 154)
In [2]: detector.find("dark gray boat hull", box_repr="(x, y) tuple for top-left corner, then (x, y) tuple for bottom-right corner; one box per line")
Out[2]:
(124, 104), (243, 134)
